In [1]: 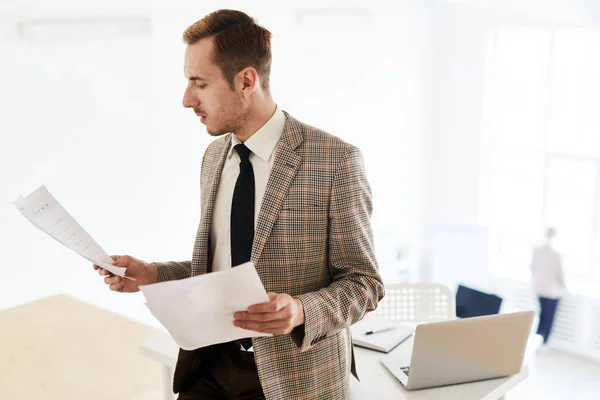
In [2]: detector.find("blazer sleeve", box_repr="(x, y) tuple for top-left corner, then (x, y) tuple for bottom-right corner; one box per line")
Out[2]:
(153, 261), (191, 282)
(293, 145), (385, 351)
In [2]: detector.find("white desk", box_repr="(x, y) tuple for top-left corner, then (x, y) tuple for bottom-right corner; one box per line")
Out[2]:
(351, 337), (528, 400)
(140, 335), (528, 400)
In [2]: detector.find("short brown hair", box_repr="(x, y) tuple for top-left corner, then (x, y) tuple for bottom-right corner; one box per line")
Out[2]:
(183, 9), (272, 93)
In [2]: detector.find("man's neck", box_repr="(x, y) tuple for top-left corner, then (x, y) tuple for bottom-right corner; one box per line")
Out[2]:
(234, 100), (277, 143)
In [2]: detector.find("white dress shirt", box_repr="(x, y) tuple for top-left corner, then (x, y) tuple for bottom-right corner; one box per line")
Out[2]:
(210, 106), (285, 272)
(531, 244), (567, 299)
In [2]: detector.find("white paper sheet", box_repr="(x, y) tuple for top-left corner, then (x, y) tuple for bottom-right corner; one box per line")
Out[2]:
(139, 262), (272, 350)
(13, 185), (128, 278)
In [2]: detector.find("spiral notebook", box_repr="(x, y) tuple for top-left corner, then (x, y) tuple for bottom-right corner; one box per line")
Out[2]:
(351, 315), (414, 353)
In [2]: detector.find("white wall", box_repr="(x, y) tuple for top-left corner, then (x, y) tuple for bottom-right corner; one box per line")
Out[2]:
(419, 3), (491, 285)
(429, 5), (489, 227)
(0, 1), (435, 323)
(0, 14), (208, 324)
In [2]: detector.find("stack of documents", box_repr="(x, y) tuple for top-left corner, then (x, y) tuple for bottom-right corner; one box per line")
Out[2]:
(351, 314), (414, 353)
(13, 185), (128, 278)
(139, 262), (272, 350)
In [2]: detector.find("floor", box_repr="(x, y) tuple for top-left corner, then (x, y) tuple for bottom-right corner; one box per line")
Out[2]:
(509, 347), (600, 400)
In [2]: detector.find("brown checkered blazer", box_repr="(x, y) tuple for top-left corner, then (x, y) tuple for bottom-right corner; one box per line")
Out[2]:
(154, 111), (384, 400)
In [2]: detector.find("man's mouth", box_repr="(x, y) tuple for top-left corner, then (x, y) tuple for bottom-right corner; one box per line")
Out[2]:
(194, 111), (207, 123)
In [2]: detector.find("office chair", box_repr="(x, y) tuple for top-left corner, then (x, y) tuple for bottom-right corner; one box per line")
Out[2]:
(455, 284), (503, 318)
(374, 283), (455, 322)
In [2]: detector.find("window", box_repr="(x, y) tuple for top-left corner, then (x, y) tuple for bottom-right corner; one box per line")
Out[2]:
(545, 158), (596, 275)
(486, 27), (600, 280)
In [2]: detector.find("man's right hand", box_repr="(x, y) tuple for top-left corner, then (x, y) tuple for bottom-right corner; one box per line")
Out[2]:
(93, 255), (158, 293)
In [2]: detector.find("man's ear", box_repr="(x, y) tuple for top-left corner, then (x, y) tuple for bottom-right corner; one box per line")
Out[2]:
(238, 67), (259, 99)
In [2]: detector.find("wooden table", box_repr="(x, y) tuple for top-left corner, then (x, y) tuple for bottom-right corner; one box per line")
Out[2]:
(0, 294), (164, 400)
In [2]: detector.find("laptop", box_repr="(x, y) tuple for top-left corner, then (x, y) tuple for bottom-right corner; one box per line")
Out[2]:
(380, 311), (534, 390)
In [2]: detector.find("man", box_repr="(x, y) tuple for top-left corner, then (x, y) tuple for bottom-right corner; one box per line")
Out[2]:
(94, 9), (384, 400)
(531, 227), (566, 345)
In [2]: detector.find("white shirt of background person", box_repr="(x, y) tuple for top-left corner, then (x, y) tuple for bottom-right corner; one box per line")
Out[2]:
(531, 227), (567, 299)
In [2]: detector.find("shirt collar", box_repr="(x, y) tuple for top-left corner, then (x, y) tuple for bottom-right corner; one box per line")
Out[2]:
(228, 105), (285, 162)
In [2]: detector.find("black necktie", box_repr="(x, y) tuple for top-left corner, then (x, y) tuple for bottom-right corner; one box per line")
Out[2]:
(231, 143), (255, 350)
(231, 143), (255, 267)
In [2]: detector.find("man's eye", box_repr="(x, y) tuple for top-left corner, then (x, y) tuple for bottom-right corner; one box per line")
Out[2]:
(197, 84), (207, 89)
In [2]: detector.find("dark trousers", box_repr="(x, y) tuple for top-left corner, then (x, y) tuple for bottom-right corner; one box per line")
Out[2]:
(536, 297), (560, 343)
(177, 341), (265, 400)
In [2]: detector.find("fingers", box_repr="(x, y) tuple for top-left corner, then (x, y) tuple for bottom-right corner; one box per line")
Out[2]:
(105, 275), (125, 292)
(94, 254), (121, 273)
(234, 308), (290, 322)
(235, 294), (296, 334)
(248, 293), (287, 313)
(109, 281), (125, 292)
(96, 255), (128, 277)
(104, 275), (123, 285)
(94, 255), (128, 292)
(113, 255), (131, 267)
(92, 263), (112, 273)
(234, 319), (288, 333)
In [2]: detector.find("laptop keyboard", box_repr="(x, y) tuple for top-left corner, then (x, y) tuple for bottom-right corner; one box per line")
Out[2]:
(400, 366), (410, 376)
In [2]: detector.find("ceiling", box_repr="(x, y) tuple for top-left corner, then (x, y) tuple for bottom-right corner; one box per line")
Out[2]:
(1, 0), (598, 26)
(0, 0), (382, 19)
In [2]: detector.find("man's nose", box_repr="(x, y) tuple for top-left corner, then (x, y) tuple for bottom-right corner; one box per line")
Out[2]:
(182, 87), (198, 108)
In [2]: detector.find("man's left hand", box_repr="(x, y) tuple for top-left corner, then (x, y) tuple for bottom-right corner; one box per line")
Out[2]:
(234, 292), (305, 335)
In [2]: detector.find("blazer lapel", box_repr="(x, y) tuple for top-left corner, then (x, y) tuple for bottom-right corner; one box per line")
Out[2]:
(251, 112), (303, 264)
(193, 135), (231, 274)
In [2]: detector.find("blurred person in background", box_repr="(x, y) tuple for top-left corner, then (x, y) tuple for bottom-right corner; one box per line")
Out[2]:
(531, 227), (566, 346)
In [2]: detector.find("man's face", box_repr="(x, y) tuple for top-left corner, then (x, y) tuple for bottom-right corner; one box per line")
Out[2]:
(182, 38), (245, 136)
